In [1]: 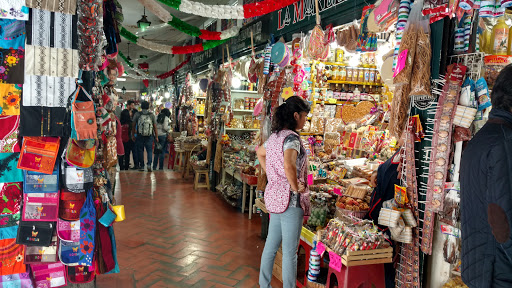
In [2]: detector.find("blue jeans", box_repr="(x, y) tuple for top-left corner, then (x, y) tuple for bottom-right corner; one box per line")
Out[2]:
(136, 136), (154, 168)
(153, 135), (167, 170)
(259, 207), (303, 288)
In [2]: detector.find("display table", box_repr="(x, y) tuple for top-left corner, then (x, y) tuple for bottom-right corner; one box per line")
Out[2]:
(181, 145), (201, 178)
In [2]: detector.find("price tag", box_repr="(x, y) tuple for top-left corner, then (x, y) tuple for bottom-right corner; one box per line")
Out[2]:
(333, 188), (342, 196)
(328, 251), (342, 272)
(307, 174), (314, 185)
(316, 242), (326, 256)
(328, 98), (337, 104)
(393, 49), (408, 78)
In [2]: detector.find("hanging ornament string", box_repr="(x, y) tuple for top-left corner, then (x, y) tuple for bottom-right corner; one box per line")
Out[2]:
(120, 27), (229, 54)
(119, 51), (191, 80)
(138, 0), (240, 40)
(156, 0), (299, 19)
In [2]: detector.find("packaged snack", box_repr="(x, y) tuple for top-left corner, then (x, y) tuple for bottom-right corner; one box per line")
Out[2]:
(476, 77), (491, 111)
(484, 55), (512, 88)
(394, 184), (408, 205)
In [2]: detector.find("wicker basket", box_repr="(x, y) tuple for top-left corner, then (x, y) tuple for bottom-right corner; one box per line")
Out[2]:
(183, 142), (200, 150)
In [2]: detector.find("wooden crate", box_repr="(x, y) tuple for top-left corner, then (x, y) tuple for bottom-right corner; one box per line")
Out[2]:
(272, 248), (283, 282)
(341, 247), (393, 267)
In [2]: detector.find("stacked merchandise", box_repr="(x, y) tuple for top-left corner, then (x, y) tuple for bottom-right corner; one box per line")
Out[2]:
(0, 1), (124, 286)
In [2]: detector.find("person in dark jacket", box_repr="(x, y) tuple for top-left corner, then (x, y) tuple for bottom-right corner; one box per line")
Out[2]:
(460, 64), (512, 288)
(367, 150), (401, 288)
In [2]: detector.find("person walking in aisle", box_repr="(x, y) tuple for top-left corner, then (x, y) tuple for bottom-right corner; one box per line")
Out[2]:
(131, 101), (159, 172)
(119, 109), (133, 170)
(258, 96), (311, 288)
(153, 108), (171, 170)
(460, 64), (512, 287)
(126, 100), (140, 169)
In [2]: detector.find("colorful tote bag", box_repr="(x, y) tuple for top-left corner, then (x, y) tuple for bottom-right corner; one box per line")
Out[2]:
(16, 221), (54, 246)
(58, 190), (85, 221)
(0, 115), (19, 153)
(0, 238), (26, 276)
(67, 264), (95, 284)
(22, 192), (59, 221)
(57, 218), (80, 242)
(70, 87), (96, 140)
(0, 183), (21, 214)
(0, 48), (24, 84)
(0, 213), (19, 228)
(0, 84), (21, 116)
(17, 136), (60, 175)
(0, 270), (33, 287)
(58, 238), (79, 266)
(31, 263), (67, 288)
(65, 139), (95, 169)
(60, 160), (93, 193)
(23, 165), (59, 193)
(0, 154), (22, 183)
(24, 233), (58, 263)
(78, 189), (95, 266)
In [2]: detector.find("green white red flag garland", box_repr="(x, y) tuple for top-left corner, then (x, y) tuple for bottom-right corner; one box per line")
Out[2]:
(120, 27), (229, 54)
(138, 0), (240, 40)
(156, 0), (300, 19)
(119, 51), (191, 80)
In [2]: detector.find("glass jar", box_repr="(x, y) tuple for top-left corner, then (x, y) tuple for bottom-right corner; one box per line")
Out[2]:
(346, 67), (353, 82)
(358, 68), (365, 82)
(339, 66), (347, 81)
(331, 66), (339, 81)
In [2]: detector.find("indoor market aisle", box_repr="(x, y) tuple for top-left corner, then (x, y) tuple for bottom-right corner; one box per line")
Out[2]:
(95, 170), (280, 288)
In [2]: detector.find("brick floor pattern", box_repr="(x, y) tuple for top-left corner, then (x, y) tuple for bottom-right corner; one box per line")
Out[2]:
(96, 170), (281, 288)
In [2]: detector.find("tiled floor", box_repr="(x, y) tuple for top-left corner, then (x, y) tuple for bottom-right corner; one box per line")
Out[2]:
(96, 169), (280, 288)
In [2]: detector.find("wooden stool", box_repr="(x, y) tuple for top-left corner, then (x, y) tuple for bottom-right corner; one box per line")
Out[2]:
(326, 263), (385, 288)
(297, 239), (312, 288)
(194, 168), (210, 190)
(167, 143), (176, 170)
(174, 150), (185, 171)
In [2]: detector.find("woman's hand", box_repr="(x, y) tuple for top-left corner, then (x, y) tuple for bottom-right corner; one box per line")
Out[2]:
(298, 182), (307, 193)
(370, 171), (378, 188)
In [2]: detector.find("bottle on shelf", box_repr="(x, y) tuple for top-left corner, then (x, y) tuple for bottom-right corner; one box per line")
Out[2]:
(353, 86), (361, 101)
(340, 84), (347, 100)
(492, 16), (509, 55)
(346, 85), (354, 100)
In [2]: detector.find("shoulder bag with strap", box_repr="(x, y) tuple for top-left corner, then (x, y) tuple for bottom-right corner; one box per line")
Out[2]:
(70, 86), (97, 140)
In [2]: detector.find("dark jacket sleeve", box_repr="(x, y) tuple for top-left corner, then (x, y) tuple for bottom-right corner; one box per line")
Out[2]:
(487, 142), (512, 286)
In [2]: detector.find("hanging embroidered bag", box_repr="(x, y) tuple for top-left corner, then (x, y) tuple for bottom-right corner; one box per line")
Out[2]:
(60, 160), (93, 193)
(17, 137), (60, 175)
(102, 135), (117, 169)
(23, 165), (59, 193)
(0, 238), (26, 276)
(105, 226), (119, 274)
(57, 218), (80, 242)
(16, 221), (54, 247)
(58, 238), (80, 266)
(0, 270), (33, 287)
(31, 262), (67, 288)
(65, 139), (96, 169)
(58, 190), (86, 221)
(78, 189), (95, 266)
(24, 233), (58, 263)
(306, 25), (330, 60)
(22, 192), (59, 221)
(67, 264), (96, 284)
(0, 183), (22, 215)
(70, 86), (97, 140)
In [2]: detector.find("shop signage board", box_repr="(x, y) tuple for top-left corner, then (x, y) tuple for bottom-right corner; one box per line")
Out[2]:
(271, 0), (374, 40)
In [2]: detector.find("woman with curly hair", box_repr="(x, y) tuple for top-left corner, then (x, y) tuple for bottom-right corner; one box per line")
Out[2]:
(258, 96), (311, 288)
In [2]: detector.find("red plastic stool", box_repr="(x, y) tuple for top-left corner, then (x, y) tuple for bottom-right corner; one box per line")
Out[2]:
(167, 143), (176, 169)
(296, 239), (312, 288)
(326, 263), (385, 288)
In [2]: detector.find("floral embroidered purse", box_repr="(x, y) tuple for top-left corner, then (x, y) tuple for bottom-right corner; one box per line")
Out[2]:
(31, 262), (67, 288)
(78, 189), (95, 266)
(0, 182), (22, 215)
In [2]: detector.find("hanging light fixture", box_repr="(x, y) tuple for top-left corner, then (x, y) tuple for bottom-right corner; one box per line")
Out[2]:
(121, 86), (127, 95)
(126, 43), (131, 61)
(137, 7), (151, 32)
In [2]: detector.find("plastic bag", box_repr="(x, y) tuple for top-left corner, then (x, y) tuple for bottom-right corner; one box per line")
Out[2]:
(393, 0), (422, 85)
(409, 12), (432, 96)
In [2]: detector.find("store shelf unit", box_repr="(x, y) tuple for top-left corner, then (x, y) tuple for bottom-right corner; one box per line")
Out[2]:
(225, 128), (260, 132)
(233, 109), (255, 113)
(231, 90), (259, 94)
(326, 80), (383, 86)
